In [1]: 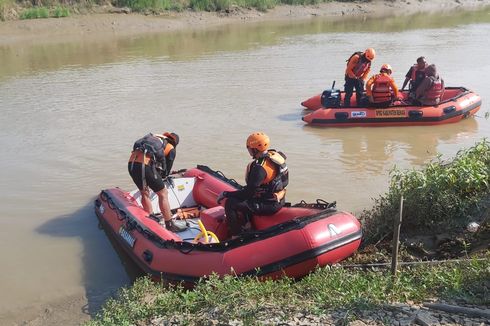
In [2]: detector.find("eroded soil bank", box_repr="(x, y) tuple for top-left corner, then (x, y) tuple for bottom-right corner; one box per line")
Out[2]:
(0, 0), (488, 46)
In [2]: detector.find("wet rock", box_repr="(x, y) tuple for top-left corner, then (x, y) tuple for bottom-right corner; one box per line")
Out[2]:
(347, 321), (367, 326)
(398, 318), (414, 326)
(415, 312), (439, 326)
(109, 7), (131, 14)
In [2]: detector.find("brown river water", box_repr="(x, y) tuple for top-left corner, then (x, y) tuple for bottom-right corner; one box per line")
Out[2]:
(0, 8), (489, 324)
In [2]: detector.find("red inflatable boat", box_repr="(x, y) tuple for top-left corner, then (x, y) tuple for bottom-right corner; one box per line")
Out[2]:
(95, 166), (362, 282)
(301, 87), (481, 127)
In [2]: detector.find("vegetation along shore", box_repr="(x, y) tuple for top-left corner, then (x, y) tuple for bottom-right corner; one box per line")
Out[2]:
(0, 0), (489, 46)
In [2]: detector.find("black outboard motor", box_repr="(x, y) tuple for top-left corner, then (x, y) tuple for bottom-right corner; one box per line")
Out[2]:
(321, 81), (341, 108)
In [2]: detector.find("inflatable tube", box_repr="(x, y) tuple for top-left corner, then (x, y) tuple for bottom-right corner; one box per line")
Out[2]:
(301, 87), (481, 127)
(94, 166), (362, 282)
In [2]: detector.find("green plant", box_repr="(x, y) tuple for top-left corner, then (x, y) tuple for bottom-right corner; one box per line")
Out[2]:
(86, 257), (489, 326)
(114, 0), (176, 11)
(52, 6), (70, 17)
(361, 139), (490, 244)
(20, 6), (50, 19)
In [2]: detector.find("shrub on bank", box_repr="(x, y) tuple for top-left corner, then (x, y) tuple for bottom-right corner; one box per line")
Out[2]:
(115, 0), (329, 13)
(19, 5), (70, 19)
(20, 6), (49, 19)
(4, 0), (340, 17)
(86, 258), (489, 325)
(361, 139), (490, 244)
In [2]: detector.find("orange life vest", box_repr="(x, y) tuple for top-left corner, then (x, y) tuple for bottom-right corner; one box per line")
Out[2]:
(371, 73), (394, 103)
(411, 64), (427, 82)
(410, 64), (427, 91)
(348, 52), (371, 78)
(424, 77), (444, 103)
(245, 151), (288, 201)
(128, 142), (174, 165)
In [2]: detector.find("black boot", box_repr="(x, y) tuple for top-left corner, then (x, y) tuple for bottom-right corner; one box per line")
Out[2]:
(164, 219), (188, 232)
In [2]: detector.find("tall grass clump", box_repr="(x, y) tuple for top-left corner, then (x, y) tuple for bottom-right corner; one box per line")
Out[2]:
(189, 0), (236, 11)
(52, 6), (70, 17)
(114, 0), (182, 12)
(20, 6), (50, 19)
(0, 0), (13, 21)
(362, 139), (490, 244)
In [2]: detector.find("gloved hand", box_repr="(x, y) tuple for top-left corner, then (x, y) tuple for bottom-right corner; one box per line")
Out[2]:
(217, 191), (228, 204)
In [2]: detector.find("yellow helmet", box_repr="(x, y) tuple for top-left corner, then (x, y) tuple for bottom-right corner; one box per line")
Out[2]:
(246, 132), (270, 152)
(380, 63), (392, 74)
(365, 48), (376, 61)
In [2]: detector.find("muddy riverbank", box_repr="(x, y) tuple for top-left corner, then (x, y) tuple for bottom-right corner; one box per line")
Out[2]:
(0, 0), (488, 46)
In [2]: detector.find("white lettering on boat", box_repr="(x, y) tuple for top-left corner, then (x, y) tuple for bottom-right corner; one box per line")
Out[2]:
(351, 111), (367, 118)
(328, 224), (341, 236)
(119, 226), (136, 247)
(459, 95), (479, 109)
(375, 109), (406, 118)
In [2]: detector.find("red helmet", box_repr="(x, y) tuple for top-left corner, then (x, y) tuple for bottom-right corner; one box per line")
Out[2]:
(364, 48), (376, 61)
(380, 63), (392, 74)
(163, 132), (179, 147)
(246, 132), (270, 152)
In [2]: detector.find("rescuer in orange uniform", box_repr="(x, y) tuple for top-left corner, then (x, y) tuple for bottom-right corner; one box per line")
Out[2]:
(365, 64), (400, 107)
(344, 48), (376, 107)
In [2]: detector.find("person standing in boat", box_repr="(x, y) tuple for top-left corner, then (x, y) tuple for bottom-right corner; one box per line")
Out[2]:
(414, 64), (445, 106)
(217, 132), (288, 237)
(128, 132), (186, 232)
(402, 56), (428, 97)
(343, 48), (376, 107)
(365, 64), (400, 108)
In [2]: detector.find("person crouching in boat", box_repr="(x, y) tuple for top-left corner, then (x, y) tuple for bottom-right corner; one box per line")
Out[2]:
(365, 64), (400, 108)
(217, 132), (288, 237)
(344, 48), (375, 107)
(128, 132), (187, 232)
(402, 56), (428, 98)
(414, 64), (445, 106)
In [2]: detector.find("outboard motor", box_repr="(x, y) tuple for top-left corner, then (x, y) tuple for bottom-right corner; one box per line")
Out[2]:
(321, 81), (341, 108)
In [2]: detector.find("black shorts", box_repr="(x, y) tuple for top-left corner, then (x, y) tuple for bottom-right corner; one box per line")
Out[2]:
(128, 162), (166, 193)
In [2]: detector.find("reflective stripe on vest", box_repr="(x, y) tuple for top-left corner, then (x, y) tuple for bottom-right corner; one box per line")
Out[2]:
(129, 142), (174, 165)
(372, 73), (393, 103)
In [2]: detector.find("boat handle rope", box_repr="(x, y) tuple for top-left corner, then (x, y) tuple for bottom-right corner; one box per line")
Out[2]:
(293, 199), (336, 210)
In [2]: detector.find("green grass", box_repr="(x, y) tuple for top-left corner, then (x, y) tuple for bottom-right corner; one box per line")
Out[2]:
(20, 6), (49, 19)
(361, 139), (490, 244)
(86, 257), (489, 325)
(52, 5), (70, 17)
(7, 0), (337, 17)
(114, 0), (331, 13)
(19, 5), (70, 19)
